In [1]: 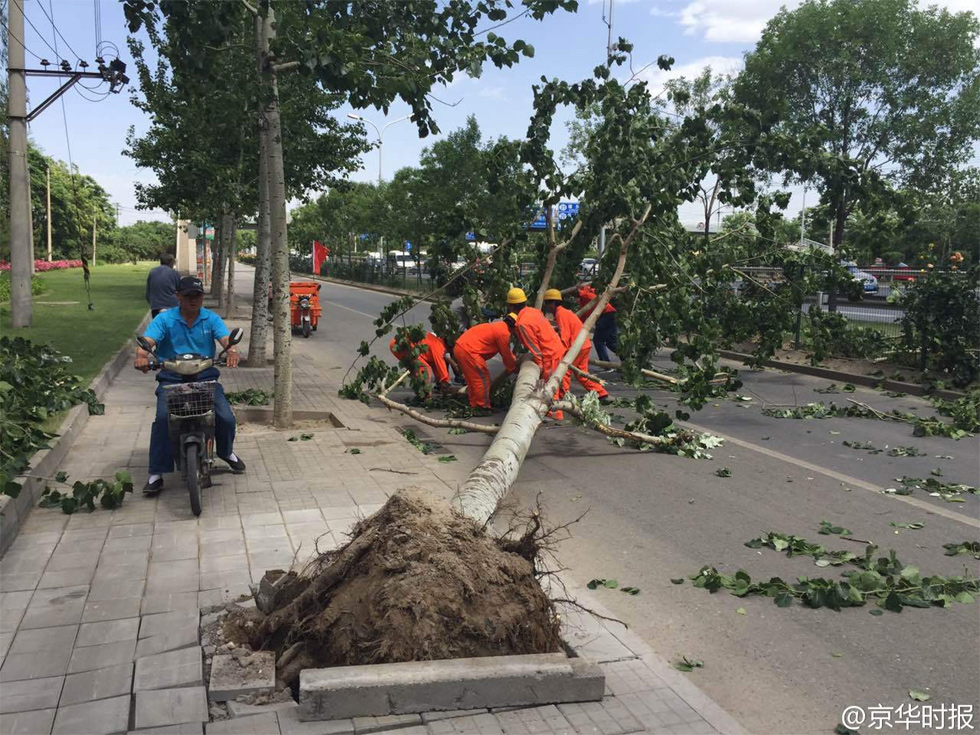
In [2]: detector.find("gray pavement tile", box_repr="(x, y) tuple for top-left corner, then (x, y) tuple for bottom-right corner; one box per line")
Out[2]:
(138, 611), (199, 640)
(199, 555), (250, 574)
(199, 540), (247, 558)
(105, 535), (153, 553)
(134, 686), (208, 730)
(353, 715), (421, 734)
(8, 625), (77, 654)
(135, 625), (199, 659)
(45, 552), (99, 572)
(145, 574), (200, 595)
(88, 579), (146, 603)
(198, 585), (251, 609)
(241, 512), (283, 527)
(82, 597), (143, 624)
(134, 646), (203, 691)
(199, 569), (252, 592)
(107, 523), (154, 539)
(0, 572), (42, 593)
(0, 648), (73, 682)
(67, 638), (137, 674)
(207, 712), (280, 734)
(18, 586), (88, 630)
(76, 618), (141, 648)
(60, 662), (134, 706)
(92, 562), (148, 585)
(0, 676), (64, 713)
(141, 592), (201, 616)
(0, 707), (56, 735)
(421, 711), (490, 724)
(51, 693), (130, 735)
(37, 567), (97, 590)
(127, 725), (204, 734)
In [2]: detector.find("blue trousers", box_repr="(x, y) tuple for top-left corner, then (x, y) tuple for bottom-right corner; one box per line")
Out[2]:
(593, 312), (619, 362)
(149, 368), (236, 475)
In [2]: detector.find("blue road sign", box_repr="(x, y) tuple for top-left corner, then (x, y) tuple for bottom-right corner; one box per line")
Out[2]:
(557, 201), (580, 221)
(404, 241), (412, 251)
(465, 232), (476, 242)
(528, 209), (549, 230)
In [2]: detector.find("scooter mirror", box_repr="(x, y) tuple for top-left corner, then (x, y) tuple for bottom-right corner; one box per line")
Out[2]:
(137, 336), (156, 353)
(228, 328), (244, 346)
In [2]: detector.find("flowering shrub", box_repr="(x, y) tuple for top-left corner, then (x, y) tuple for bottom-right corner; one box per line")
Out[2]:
(0, 259), (83, 272)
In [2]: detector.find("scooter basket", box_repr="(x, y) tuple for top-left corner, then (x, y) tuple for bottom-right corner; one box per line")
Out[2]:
(164, 381), (216, 418)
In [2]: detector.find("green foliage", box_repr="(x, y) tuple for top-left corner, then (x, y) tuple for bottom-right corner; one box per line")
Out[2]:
(928, 390), (980, 433)
(764, 400), (973, 439)
(803, 311), (893, 364)
(39, 471), (134, 514)
(943, 542), (980, 559)
(0, 337), (104, 499)
(894, 476), (977, 500)
(715, 467), (731, 478)
(225, 389), (271, 406)
(103, 221), (178, 264)
(901, 269), (980, 386)
(0, 274), (44, 303)
(814, 383), (856, 394)
(818, 521), (852, 536)
(673, 657), (704, 672)
(399, 428), (435, 455)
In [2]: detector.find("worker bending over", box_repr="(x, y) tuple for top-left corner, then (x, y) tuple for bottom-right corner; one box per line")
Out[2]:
(453, 321), (517, 409)
(389, 332), (452, 391)
(503, 287), (567, 420)
(542, 289), (611, 404)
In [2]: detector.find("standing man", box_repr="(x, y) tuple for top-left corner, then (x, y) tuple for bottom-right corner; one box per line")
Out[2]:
(577, 283), (619, 362)
(453, 320), (517, 410)
(542, 289), (610, 404)
(146, 253), (181, 318)
(135, 276), (245, 495)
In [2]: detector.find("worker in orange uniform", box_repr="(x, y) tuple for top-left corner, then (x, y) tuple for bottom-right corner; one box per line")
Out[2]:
(503, 287), (567, 419)
(542, 289), (611, 404)
(389, 332), (452, 391)
(577, 283), (618, 362)
(453, 321), (517, 409)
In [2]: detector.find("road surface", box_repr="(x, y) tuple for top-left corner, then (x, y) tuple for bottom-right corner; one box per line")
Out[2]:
(242, 271), (979, 735)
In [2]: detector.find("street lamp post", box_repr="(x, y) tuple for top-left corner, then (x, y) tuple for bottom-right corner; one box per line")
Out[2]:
(347, 113), (410, 269)
(347, 113), (411, 186)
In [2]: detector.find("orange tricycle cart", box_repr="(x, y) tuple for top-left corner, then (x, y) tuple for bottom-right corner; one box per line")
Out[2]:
(289, 281), (322, 338)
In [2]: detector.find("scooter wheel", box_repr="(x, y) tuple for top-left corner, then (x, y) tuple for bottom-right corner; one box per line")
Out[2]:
(302, 321), (311, 338)
(185, 444), (202, 517)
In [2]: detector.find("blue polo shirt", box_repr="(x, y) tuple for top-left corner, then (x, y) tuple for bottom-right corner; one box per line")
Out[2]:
(144, 307), (230, 359)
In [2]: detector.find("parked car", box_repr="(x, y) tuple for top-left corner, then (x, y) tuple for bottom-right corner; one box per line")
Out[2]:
(844, 263), (879, 293)
(579, 258), (597, 279)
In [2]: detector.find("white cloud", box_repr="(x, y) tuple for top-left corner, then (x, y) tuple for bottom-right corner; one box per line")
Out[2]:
(636, 55), (743, 96)
(673, 0), (978, 44)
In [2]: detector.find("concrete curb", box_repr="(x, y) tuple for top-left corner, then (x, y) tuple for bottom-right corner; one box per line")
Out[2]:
(0, 310), (152, 556)
(718, 349), (967, 400)
(298, 653), (605, 720)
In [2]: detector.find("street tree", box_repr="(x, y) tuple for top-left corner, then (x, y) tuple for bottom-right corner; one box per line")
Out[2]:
(730, 0), (980, 266)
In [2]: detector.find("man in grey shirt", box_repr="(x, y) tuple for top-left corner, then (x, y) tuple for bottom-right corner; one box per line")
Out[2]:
(146, 253), (181, 317)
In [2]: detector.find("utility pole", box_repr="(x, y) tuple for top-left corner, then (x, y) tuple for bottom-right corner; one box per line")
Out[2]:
(8, 0), (32, 326)
(92, 207), (98, 267)
(46, 167), (53, 262)
(606, 0), (615, 64)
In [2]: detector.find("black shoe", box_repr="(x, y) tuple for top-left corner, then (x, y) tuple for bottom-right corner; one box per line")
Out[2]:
(599, 395), (613, 405)
(220, 455), (246, 474)
(143, 477), (163, 496)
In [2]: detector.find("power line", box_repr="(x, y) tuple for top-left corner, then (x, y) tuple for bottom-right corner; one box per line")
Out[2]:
(36, 0), (82, 61)
(11, 0), (62, 61)
(0, 2), (46, 61)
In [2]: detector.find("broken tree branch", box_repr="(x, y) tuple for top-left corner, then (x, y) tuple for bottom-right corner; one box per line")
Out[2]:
(534, 219), (584, 309)
(569, 364), (606, 387)
(553, 400), (684, 448)
(376, 393), (500, 435)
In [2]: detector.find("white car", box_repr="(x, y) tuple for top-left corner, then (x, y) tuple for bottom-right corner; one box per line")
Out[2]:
(579, 258), (597, 279)
(844, 263), (879, 294)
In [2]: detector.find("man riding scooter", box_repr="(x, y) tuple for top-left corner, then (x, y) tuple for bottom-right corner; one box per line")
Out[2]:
(135, 276), (246, 495)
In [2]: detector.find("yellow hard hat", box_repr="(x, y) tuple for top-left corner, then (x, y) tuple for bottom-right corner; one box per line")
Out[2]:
(503, 312), (518, 327)
(543, 288), (563, 302)
(506, 287), (527, 305)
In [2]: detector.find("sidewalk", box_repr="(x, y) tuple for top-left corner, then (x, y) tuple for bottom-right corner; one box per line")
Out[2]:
(0, 308), (742, 735)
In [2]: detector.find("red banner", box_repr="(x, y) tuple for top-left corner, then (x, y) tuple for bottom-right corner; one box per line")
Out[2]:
(312, 240), (330, 276)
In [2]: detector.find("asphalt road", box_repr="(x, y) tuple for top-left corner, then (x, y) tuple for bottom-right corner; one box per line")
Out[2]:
(264, 274), (979, 735)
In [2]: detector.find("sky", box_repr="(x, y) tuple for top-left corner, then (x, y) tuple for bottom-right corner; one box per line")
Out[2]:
(11, 0), (978, 228)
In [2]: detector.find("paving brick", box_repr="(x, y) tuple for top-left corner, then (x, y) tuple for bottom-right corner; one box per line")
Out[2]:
(0, 707), (56, 735)
(227, 700), (300, 718)
(142, 592), (201, 615)
(200, 569), (252, 592)
(139, 611), (199, 639)
(76, 618), (141, 648)
(200, 555), (250, 574)
(88, 579), (146, 603)
(67, 638), (136, 674)
(352, 715), (422, 734)
(0, 647), (73, 683)
(134, 646), (203, 691)
(0, 676), (64, 713)
(127, 725), (204, 734)
(276, 707), (354, 735)
(207, 713), (280, 734)
(82, 597), (143, 623)
(135, 686), (208, 730)
(59, 661), (133, 706)
(135, 624), (199, 659)
(51, 694), (130, 735)
(421, 711), (490, 724)
(209, 652), (275, 701)
(8, 625), (77, 655)
(18, 586), (88, 630)
(108, 523), (154, 539)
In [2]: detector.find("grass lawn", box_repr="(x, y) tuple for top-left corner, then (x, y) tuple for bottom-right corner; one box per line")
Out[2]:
(1, 262), (153, 384)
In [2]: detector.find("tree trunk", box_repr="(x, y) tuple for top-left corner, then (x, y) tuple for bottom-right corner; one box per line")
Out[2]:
(212, 218), (225, 307)
(533, 219), (582, 309)
(262, 3), (293, 428)
(246, 10), (272, 367)
(225, 214), (237, 319)
(827, 198), (847, 313)
(454, 205), (650, 525)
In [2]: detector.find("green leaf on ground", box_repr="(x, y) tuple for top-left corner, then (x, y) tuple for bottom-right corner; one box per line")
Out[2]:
(621, 587), (640, 595)
(673, 656), (704, 672)
(287, 436), (298, 442)
(930, 467), (943, 477)
(447, 427), (470, 435)
(735, 607), (746, 615)
(345, 448), (361, 454)
(604, 579), (619, 589)
(300, 434), (314, 441)
(909, 690), (931, 702)
(54, 471), (69, 483)
(869, 608), (884, 616)
(438, 455), (458, 463)
(819, 520), (853, 536)
(715, 467), (731, 478)
(890, 521), (924, 530)
(831, 652), (843, 658)
(943, 542), (980, 559)
(670, 578), (684, 585)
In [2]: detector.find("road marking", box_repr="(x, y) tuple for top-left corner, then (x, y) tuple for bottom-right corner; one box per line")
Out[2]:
(684, 421), (980, 529)
(323, 300), (378, 320)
